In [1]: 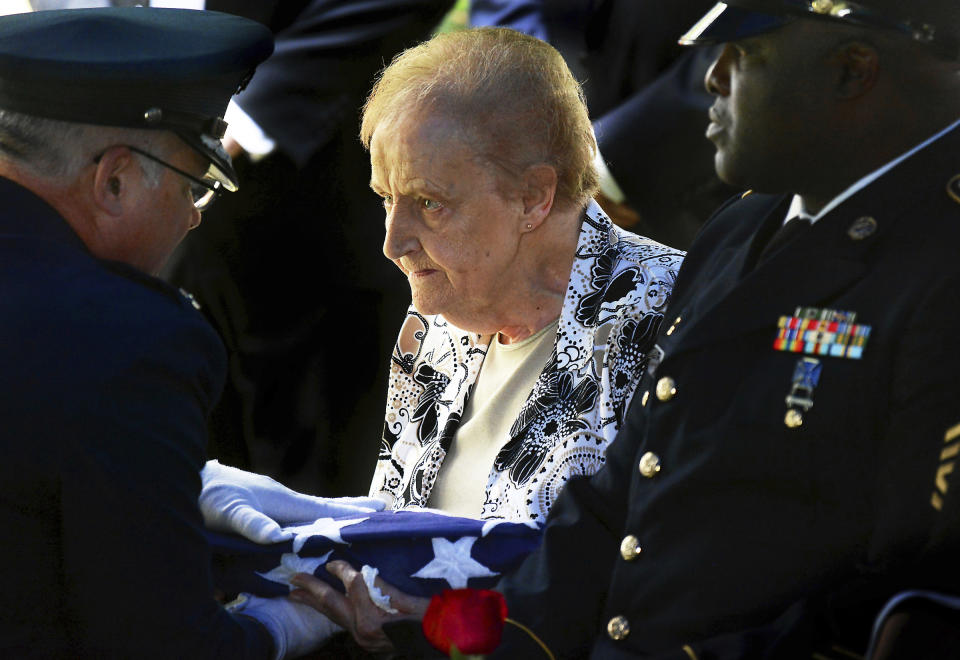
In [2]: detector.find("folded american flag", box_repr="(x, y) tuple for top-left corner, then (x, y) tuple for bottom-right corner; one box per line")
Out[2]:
(207, 510), (543, 598)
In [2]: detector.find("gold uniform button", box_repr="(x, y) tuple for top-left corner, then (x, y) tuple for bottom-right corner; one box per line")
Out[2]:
(666, 315), (682, 336)
(641, 390), (650, 407)
(620, 535), (642, 561)
(639, 451), (661, 478)
(655, 377), (677, 401)
(607, 615), (630, 641)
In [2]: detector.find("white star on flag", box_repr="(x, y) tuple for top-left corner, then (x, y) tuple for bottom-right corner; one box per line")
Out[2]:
(285, 516), (368, 552)
(411, 536), (498, 589)
(481, 519), (540, 537)
(256, 550), (332, 590)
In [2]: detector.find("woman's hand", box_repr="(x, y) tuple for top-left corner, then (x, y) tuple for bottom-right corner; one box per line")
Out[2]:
(289, 561), (430, 654)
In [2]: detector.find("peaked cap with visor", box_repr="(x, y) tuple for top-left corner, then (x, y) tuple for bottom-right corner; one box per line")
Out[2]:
(0, 7), (274, 192)
(679, 0), (960, 61)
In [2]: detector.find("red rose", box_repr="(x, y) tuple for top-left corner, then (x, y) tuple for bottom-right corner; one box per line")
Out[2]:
(422, 588), (508, 656)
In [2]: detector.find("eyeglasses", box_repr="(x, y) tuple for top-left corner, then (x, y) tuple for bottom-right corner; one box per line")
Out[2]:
(93, 145), (222, 211)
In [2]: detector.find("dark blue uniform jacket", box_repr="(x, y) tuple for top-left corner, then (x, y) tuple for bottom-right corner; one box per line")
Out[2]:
(0, 177), (271, 659)
(495, 124), (960, 659)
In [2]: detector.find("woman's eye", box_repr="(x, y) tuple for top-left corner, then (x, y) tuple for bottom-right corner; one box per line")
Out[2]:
(422, 198), (442, 211)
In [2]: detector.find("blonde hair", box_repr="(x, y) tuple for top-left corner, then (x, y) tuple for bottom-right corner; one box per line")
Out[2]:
(361, 27), (598, 209)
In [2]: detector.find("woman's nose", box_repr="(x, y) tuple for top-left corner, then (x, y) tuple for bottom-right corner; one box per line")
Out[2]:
(382, 204), (419, 261)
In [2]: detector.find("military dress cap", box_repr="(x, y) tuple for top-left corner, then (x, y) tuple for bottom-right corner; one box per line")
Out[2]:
(0, 7), (274, 191)
(679, 1), (960, 61)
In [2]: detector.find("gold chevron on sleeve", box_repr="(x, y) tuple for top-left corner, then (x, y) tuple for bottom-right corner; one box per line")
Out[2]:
(931, 422), (960, 510)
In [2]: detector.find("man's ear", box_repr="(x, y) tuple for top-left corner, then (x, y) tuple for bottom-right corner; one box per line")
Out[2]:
(92, 146), (136, 217)
(834, 41), (880, 99)
(520, 163), (558, 232)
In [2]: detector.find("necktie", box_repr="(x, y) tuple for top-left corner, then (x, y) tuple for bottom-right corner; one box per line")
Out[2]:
(755, 216), (811, 267)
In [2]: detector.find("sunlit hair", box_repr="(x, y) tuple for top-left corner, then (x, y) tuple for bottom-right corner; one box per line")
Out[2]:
(0, 110), (167, 186)
(361, 27), (599, 209)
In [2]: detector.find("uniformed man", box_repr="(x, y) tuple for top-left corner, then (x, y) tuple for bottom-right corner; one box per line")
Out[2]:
(0, 8), (330, 658)
(482, 0), (960, 657)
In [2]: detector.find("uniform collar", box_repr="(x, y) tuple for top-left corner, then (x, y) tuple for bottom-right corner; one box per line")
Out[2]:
(786, 116), (960, 225)
(0, 175), (88, 251)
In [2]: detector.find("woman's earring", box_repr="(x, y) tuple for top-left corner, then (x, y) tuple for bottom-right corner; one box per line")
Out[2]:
(525, 223), (533, 230)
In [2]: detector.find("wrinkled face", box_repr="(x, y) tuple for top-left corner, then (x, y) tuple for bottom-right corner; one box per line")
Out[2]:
(704, 21), (837, 192)
(370, 112), (527, 332)
(123, 143), (204, 275)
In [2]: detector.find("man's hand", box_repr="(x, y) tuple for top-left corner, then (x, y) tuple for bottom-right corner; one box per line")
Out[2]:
(289, 561), (430, 654)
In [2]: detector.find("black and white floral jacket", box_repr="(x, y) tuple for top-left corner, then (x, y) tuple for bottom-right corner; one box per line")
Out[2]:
(368, 200), (684, 522)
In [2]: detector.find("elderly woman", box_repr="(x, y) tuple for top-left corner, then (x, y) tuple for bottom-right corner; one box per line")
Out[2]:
(363, 27), (682, 523)
(243, 25), (684, 653)
(201, 25), (682, 657)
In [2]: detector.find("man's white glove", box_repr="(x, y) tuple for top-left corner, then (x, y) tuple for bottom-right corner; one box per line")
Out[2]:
(227, 593), (341, 660)
(199, 460), (386, 544)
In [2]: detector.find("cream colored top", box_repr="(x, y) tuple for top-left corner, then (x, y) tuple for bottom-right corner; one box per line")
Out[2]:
(428, 319), (559, 517)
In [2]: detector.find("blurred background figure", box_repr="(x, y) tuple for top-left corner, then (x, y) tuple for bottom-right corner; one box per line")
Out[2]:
(162, 0), (458, 497)
(470, 0), (736, 248)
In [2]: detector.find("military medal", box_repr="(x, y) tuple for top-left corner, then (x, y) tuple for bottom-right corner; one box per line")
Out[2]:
(773, 307), (871, 359)
(783, 357), (822, 428)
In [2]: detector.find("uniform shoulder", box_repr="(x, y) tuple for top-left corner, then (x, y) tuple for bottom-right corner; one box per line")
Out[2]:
(7, 252), (223, 371)
(98, 259), (206, 319)
(685, 190), (785, 250)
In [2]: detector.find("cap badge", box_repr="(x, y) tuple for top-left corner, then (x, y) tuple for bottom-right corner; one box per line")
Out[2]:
(908, 21), (936, 44)
(774, 307), (871, 360)
(809, 0), (835, 15)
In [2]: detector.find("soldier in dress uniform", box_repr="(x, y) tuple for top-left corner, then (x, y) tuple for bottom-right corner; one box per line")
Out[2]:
(0, 8), (336, 658)
(337, 1), (960, 657)
(483, 1), (960, 657)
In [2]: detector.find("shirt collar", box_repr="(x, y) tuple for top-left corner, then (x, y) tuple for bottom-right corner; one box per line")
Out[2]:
(785, 116), (960, 225)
